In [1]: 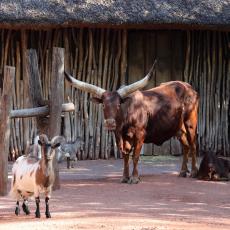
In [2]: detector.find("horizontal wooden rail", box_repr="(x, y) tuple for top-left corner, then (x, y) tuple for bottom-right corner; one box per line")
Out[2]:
(10, 102), (75, 118)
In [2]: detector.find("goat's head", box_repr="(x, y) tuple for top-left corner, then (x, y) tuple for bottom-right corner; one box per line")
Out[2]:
(38, 134), (64, 161)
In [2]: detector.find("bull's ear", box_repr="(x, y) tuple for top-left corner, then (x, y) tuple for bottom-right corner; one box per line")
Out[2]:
(91, 97), (102, 104)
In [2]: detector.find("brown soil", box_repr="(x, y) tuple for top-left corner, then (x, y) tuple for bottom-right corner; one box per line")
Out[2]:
(0, 156), (230, 230)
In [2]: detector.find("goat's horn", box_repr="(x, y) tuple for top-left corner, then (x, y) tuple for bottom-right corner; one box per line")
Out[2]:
(51, 136), (65, 145)
(117, 59), (157, 98)
(39, 134), (49, 144)
(65, 72), (106, 98)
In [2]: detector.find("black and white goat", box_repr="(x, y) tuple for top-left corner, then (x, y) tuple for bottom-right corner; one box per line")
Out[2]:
(57, 137), (84, 169)
(10, 134), (62, 218)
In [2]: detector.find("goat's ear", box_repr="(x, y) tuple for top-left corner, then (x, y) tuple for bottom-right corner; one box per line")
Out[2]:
(52, 143), (61, 149)
(90, 97), (102, 104)
(38, 140), (42, 146)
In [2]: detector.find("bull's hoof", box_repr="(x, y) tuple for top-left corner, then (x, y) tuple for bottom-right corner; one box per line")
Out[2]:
(121, 177), (130, 183)
(179, 170), (187, 177)
(190, 169), (198, 178)
(128, 176), (140, 184)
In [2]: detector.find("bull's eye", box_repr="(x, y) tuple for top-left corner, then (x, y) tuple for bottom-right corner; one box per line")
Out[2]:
(117, 104), (120, 110)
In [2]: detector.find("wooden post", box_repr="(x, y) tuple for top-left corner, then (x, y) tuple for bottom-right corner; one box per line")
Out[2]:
(21, 30), (30, 152)
(0, 66), (15, 196)
(10, 103), (75, 118)
(49, 47), (64, 190)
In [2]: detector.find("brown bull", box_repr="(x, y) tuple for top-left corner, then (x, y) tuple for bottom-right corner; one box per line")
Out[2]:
(65, 61), (199, 183)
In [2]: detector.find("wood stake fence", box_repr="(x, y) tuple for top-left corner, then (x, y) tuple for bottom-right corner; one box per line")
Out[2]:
(0, 28), (127, 160)
(0, 29), (229, 160)
(184, 31), (230, 156)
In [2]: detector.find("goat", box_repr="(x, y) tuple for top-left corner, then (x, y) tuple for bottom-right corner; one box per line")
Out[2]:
(10, 134), (63, 218)
(57, 137), (84, 169)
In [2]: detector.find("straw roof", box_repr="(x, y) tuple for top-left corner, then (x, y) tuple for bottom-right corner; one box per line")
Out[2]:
(0, 0), (229, 30)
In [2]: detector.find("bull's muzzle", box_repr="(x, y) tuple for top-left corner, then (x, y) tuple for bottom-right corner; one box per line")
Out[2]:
(104, 119), (116, 130)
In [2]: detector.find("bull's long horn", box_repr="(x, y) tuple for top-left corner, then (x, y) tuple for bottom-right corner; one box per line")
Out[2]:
(117, 59), (157, 98)
(65, 72), (106, 98)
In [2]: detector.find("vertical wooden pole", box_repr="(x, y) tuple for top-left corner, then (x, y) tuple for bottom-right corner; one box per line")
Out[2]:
(21, 30), (30, 152)
(0, 66), (15, 196)
(26, 49), (49, 135)
(49, 47), (64, 190)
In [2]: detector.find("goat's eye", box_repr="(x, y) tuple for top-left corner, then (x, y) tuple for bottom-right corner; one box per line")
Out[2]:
(102, 104), (105, 109)
(117, 104), (120, 109)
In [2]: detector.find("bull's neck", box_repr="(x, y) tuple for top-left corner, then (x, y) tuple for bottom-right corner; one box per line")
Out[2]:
(115, 106), (126, 129)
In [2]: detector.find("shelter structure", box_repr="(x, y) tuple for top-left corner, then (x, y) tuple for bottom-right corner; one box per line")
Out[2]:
(0, 0), (229, 161)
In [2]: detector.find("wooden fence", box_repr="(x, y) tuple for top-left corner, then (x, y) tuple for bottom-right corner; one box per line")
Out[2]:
(2, 28), (126, 160)
(0, 28), (229, 160)
(184, 31), (230, 156)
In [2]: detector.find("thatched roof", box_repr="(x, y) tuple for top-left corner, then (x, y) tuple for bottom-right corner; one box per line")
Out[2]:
(0, 0), (229, 30)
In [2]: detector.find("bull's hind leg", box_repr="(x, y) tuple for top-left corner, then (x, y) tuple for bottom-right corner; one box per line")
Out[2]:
(185, 103), (198, 178)
(185, 126), (198, 177)
(179, 132), (190, 177)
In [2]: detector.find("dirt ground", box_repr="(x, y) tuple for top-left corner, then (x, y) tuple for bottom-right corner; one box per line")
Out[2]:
(0, 155), (230, 230)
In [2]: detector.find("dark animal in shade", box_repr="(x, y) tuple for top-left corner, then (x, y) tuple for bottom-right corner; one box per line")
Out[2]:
(197, 152), (230, 181)
(65, 60), (199, 183)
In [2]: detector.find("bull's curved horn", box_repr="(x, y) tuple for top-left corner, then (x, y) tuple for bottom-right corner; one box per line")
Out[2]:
(117, 59), (157, 98)
(65, 72), (106, 98)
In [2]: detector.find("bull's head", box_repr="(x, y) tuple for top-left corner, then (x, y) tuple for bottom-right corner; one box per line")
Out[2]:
(65, 60), (157, 130)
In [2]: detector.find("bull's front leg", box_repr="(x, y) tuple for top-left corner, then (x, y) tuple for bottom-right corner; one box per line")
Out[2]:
(115, 132), (130, 183)
(129, 140), (143, 184)
(121, 153), (130, 183)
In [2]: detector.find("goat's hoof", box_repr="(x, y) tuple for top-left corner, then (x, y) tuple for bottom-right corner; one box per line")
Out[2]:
(15, 207), (20, 216)
(128, 176), (140, 184)
(45, 212), (51, 218)
(22, 203), (30, 215)
(35, 211), (41, 218)
(120, 177), (129, 183)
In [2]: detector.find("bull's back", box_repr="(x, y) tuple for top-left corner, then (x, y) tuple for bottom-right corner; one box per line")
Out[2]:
(121, 81), (198, 145)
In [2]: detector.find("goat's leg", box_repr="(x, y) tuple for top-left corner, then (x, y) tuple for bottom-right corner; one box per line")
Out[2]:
(45, 197), (51, 218)
(15, 200), (20, 216)
(35, 197), (41, 218)
(67, 156), (70, 169)
(22, 199), (30, 215)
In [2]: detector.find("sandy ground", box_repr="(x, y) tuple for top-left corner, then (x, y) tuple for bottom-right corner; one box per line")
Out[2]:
(0, 156), (230, 230)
